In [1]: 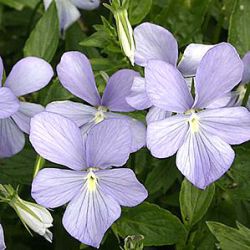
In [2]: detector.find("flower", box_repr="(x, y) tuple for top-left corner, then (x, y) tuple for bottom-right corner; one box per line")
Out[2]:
(0, 224), (6, 250)
(146, 43), (250, 189)
(45, 51), (146, 152)
(0, 56), (53, 158)
(30, 112), (148, 248)
(10, 196), (53, 242)
(44, 0), (100, 31)
(126, 22), (214, 123)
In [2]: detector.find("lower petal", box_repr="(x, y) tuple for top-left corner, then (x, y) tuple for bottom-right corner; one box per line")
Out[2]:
(63, 185), (121, 248)
(12, 102), (44, 134)
(147, 115), (188, 158)
(0, 118), (25, 158)
(176, 130), (235, 189)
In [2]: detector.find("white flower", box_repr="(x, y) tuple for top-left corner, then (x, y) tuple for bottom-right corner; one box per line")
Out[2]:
(11, 197), (53, 242)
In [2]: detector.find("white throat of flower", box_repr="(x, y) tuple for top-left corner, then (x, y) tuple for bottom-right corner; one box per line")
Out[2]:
(86, 168), (98, 192)
(185, 109), (200, 133)
(93, 106), (108, 124)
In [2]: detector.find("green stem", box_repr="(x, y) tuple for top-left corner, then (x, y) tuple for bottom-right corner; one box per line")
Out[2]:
(33, 155), (46, 178)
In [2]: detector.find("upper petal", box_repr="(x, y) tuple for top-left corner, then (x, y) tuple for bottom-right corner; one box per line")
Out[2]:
(30, 112), (86, 170)
(134, 22), (178, 67)
(32, 168), (86, 208)
(0, 118), (25, 158)
(145, 60), (193, 113)
(178, 43), (214, 77)
(199, 107), (250, 145)
(55, 0), (81, 31)
(0, 87), (20, 118)
(85, 119), (131, 168)
(46, 100), (96, 127)
(63, 183), (121, 248)
(101, 69), (139, 112)
(193, 43), (244, 108)
(5, 57), (53, 97)
(126, 76), (152, 110)
(176, 129), (235, 189)
(147, 114), (188, 158)
(241, 51), (250, 84)
(71, 0), (100, 10)
(96, 168), (148, 207)
(11, 102), (44, 134)
(57, 52), (101, 106)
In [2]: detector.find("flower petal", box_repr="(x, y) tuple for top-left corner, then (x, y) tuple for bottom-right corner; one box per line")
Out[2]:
(0, 87), (20, 118)
(32, 168), (86, 208)
(5, 57), (53, 97)
(101, 69), (139, 112)
(178, 43), (214, 77)
(145, 60), (193, 113)
(146, 106), (171, 124)
(0, 224), (6, 250)
(176, 129), (235, 189)
(147, 114), (188, 158)
(71, 0), (100, 10)
(30, 112), (86, 170)
(57, 52), (101, 106)
(11, 102), (44, 134)
(46, 101), (96, 127)
(199, 107), (250, 145)
(205, 92), (236, 109)
(96, 168), (148, 207)
(105, 112), (146, 152)
(193, 43), (243, 108)
(56, 0), (80, 31)
(126, 76), (152, 110)
(242, 51), (250, 84)
(134, 22), (178, 67)
(86, 119), (131, 169)
(63, 183), (121, 248)
(0, 57), (3, 83)
(0, 118), (25, 158)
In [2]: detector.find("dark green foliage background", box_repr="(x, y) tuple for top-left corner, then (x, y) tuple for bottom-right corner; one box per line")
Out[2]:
(0, 0), (250, 249)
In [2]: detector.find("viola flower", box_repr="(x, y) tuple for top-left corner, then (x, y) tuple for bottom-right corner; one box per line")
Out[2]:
(0, 57), (53, 158)
(146, 43), (250, 189)
(44, 0), (100, 31)
(46, 51), (146, 152)
(126, 22), (214, 123)
(30, 112), (148, 248)
(0, 224), (5, 250)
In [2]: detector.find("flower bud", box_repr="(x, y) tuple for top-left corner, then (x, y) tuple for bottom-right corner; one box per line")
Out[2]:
(124, 235), (144, 250)
(114, 8), (135, 65)
(10, 196), (53, 242)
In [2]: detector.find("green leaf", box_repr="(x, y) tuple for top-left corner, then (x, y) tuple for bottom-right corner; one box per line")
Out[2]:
(0, 0), (39, 9)
(180, 179), (215, 228)
(128, 0), (152, 25)
(0, 146), (36, 185)
(228, 0), (250, 56)
(207, 221), (250, 250)
(23, 2), (59, 62)
(115, 202), (187, 246)
(155, 0), (212, 46)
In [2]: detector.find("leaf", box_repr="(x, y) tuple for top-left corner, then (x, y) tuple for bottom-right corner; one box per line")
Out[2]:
(23, 2), (59, 62)
(207, 221), (250, 250)
(128, 0), (152, 25)
(115, 202), (187, 246)
(228, 0), (250, 56)
(0, 146), (36, 185)
(155, 0), (212, 46)
(0, 0), (39, 10)
(180, 179), (215, 228)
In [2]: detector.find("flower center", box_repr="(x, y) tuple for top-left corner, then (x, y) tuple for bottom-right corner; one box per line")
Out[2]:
(93, 106), (108, 124)
(86, 170), (98, 192)
(188, 113), (200, 133)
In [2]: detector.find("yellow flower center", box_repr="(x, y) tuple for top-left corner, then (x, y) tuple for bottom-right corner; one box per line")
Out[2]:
(86, 170), (98, 192)
(93, 106), (108, 124)
(188, 113), (200, 133)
